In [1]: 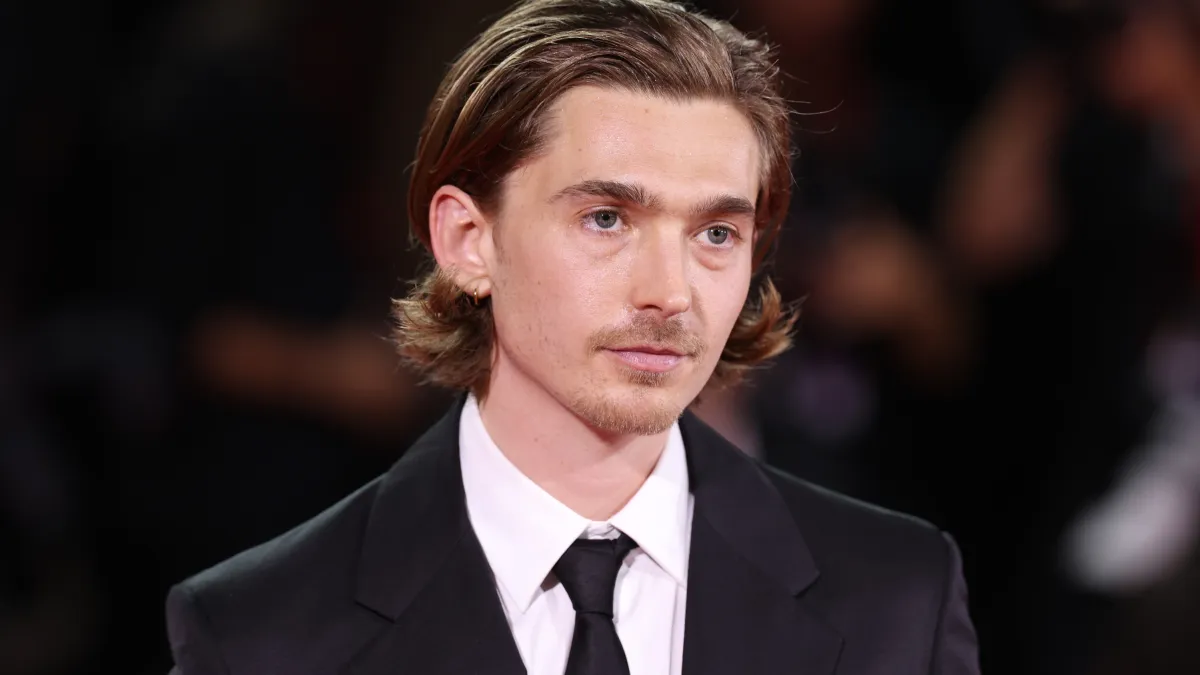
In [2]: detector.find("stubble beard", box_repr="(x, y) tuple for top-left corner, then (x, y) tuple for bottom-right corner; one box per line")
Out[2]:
(566, 366), (687, 436)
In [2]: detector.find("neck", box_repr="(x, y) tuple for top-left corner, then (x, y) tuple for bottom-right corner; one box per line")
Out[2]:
(477, 361), (669, 521)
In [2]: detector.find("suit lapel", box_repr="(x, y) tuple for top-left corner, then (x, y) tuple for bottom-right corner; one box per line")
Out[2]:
(680, 413), (844, 675)
(344, 397), (525, 675)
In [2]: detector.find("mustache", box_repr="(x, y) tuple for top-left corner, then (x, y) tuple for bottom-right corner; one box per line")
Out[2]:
(586, 316), (707, 357)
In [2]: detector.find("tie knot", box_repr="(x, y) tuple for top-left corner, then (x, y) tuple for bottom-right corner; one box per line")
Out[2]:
(552, 533), (638, 617)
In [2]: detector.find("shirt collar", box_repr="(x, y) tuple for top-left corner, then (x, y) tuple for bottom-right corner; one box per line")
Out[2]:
(458, 395), (691, 614)
(608, 421), (690, 587)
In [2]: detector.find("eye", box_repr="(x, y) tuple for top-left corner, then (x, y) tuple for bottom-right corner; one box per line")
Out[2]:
(703, 225), (734, 246)
(587, 209), (622, 231)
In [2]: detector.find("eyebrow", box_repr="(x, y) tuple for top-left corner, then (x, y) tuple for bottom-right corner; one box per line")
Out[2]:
(688, 193), (757, 220)
(550, 179), (663, 210)
(549, 179), (756, 220)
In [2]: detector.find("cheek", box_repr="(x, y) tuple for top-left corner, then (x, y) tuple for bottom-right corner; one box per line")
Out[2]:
(698, 265), (752, 341)
(494, 232), (606, 353)
(573, 249), (632, 321)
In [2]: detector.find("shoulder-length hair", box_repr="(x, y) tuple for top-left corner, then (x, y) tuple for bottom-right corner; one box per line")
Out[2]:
(393, 0), (797, 397)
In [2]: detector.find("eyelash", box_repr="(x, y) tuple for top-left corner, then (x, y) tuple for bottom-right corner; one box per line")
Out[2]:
(580, 208), (743, 248)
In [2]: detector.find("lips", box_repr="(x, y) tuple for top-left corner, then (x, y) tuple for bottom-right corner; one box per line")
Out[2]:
(610, 344), (685, 357)
(605, 345), (688, 373)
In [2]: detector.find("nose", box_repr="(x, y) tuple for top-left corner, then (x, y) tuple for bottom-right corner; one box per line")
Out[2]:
(629, 228), (692, 317)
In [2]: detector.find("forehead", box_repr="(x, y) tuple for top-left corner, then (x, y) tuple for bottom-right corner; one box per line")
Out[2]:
(515, 86), (761, 205)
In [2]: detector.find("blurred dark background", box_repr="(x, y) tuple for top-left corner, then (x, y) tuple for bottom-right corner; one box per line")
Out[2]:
(4, 0), (1200, 673)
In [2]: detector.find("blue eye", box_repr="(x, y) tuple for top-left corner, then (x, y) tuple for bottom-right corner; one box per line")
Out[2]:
(590, 210), (620, 230)
(706, 226), (731, 245)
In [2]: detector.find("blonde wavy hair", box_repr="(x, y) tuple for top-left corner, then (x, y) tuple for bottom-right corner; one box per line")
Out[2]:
(393, 0), (798, 397)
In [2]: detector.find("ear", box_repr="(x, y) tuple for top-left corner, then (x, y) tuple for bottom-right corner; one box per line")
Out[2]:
(427, 185), (495, 299)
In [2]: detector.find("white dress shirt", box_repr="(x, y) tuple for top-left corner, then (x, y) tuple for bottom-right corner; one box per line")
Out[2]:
(459, 395), (693, 675)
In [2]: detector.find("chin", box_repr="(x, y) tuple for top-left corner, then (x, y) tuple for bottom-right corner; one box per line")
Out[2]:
(566, 381), (690, 436)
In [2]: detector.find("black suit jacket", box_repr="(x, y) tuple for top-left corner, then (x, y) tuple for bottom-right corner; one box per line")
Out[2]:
(166, 399), (980, 674)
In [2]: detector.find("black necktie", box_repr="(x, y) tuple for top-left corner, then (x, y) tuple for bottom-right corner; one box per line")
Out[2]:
(553, 533), (639, 675)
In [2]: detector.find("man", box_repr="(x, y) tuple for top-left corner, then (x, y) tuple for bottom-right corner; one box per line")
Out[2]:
(164, 1), (980, 673)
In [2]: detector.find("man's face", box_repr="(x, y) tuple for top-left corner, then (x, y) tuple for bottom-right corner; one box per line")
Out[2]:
(484, 86), (759, 435)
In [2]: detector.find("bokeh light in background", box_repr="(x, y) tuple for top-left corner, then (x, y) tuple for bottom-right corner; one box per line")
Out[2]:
(4, 0), (1200, 673)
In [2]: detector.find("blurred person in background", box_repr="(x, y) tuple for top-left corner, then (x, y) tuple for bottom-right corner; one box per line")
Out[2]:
(700, 0), (1198, 673)
(106, 0), (472, 669)
(1, 0), (483, 671)
(925, 0), (1199, 671)
(162, 1), (979, 673)
(1053, 1), (1200, 673)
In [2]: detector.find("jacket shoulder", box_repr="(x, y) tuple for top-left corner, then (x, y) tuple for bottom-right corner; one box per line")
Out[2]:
(166, 477), (385, 673)
(762, 463), (958, 591)
(761, 463), (975, 672)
